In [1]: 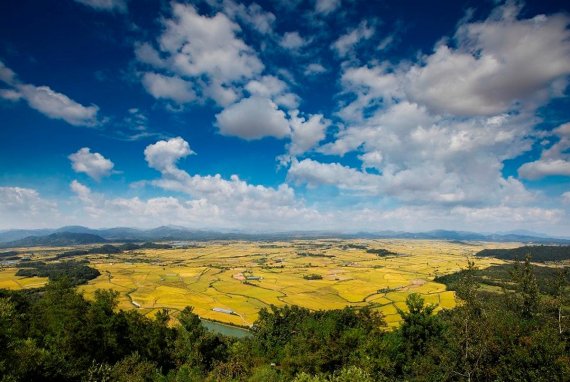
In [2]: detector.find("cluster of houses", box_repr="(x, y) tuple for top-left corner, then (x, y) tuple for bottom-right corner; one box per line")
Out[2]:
(233, 272), (262, 282)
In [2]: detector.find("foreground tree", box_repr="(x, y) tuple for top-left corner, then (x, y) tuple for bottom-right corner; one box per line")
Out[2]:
(550, 266), (569, 335)
(511, 255), (541, 318)
(397, 293), (442, 355)
(448, 260), (489, 382)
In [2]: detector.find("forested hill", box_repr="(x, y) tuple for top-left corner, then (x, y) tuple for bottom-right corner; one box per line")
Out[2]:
(476, 245), (570, 262)
(0, 232), (107, 248)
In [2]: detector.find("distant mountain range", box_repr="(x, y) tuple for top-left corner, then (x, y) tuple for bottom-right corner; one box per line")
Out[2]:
(0, 226), (568, 248)
(0, 232), (108, 248)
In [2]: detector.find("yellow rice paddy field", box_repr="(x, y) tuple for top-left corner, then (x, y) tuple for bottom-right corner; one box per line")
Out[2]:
(0, 240), (515, 328)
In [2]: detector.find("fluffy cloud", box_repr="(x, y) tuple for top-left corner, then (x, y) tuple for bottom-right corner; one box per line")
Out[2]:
(142, 72), (195, 103)
(332, 21), (375, 57)
(144, 138), (292, 201)
(337, 65), (402, 122)
(215, 97), (290, 140)
(341, 205), (565, 235)
(245, 75), (287, 98)
(519, 123), (570, 179)
(64, 185), (565, 234)
(0, 187), (57, 229)
(144, 137), (195, 177)
(18, 85), (99, 126)
(69, 182), (321, 231)
(244, 75), (299, 109)
(74, 0), (127, 13)
(70, 180), (92, 202)
(0, 177), (553, 234)
(25, 177), (558, 234)
(160, 3), (263, 81)
(315, 100), (537, 205)
(287, 111), (330, 156)
(304, 63), (327, 76)
(406, 4), (570, 116)
(319, 3), (570, 211)
(77, 180), (202, 224)
(358, 151), (383, 170)
(0, 89), (21, 101)
(0, 187), (55, 213)
(0, 61), (16, 85)
(280, 32), (306, 50)
(287, 158), (462, 202)
(89, 137), (323, 230)
(69, 148), (115, 180)
(322, 101), (434, 156)
(334, 4), (570, 120)
(315, 0), (340, 15)
(134, 43), (166, 69)
(135, 3), (263, 106)
(518, 159), (570, 180)
(289, 155), (536, 207)
(288, 158), (382, 194)
(0, 61), (99, 126)
(220, 0), (276, 34)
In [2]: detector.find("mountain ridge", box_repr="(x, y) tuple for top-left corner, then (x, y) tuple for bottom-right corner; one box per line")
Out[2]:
(0, 232), (107, 248)
(0, 226), (569, 247)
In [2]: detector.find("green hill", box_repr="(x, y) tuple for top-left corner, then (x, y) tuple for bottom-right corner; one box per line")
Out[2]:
(476, 245), (570, 262)
(2, 232), (107, 248)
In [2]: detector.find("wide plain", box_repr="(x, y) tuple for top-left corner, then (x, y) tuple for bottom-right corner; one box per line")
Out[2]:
(0, 239), (515, 327)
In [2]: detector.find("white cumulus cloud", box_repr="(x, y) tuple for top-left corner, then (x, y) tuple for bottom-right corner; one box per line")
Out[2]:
(220, 0), (276, 34)
(518, 159), (570, 180)
(406, 3), (570, 116)
(19, 85), (99, 126)
(315, 0), (340, 15)
(319, 3), (570, 211)
(245, 75), (299, 109)
(288, 111), (330, 156)
(280, 32), (307, 50)
(142, 72), (195, 103)
(215, 97), (290, 140)
(215, 0), (276, 34)
(69, 148), (115, 181)
(144, 137), (195, 177)
(288, 158), (382, 194)
(304, 63), (327, 76)
(0, 61), (100, 127)
(519, 123), (570, 179)
(135, 2), (263, 106)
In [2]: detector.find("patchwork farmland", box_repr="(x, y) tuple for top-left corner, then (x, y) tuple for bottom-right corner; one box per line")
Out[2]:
(0, 239), (514, 327)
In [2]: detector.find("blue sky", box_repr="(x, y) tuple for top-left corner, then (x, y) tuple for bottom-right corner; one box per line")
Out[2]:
(1, 0), (570, 235)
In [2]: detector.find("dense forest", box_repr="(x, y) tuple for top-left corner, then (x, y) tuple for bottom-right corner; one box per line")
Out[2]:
(435, 262), (570, 295)
(56, 242), (173, 259)
(365, 248), (399, 257)
(0, 258), (568, 381)
(476, 245), (570, 262)
(14, 260), (101, 286)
